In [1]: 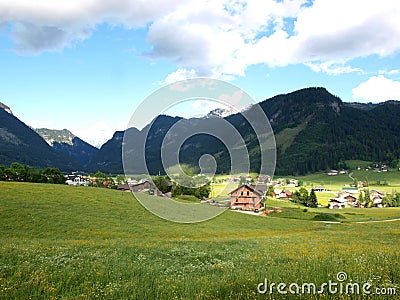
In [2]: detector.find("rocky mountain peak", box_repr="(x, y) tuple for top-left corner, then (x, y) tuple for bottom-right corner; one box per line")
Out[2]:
(0, 102), (13, 115)
(35, 128), (75, 146)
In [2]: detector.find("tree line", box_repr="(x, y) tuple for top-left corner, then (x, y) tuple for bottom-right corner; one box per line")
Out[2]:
(0, 162), (65, 184)
(152, 175), (211, 199)
(291, 188), (318, 208)
(382, 192), (400, 207)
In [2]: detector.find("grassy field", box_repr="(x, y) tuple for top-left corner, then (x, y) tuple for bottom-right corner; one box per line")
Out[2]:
(0, 182), (399, 299)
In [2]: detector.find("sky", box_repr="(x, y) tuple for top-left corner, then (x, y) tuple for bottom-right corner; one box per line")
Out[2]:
(0, 0), (400, 147)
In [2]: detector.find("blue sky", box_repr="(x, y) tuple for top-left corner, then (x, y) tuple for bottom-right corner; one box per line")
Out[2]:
(0, 0), (399, 146)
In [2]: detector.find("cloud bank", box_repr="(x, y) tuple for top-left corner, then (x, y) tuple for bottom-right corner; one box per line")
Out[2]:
(352, 75), (400, 103)
(1, 0), (400, 79)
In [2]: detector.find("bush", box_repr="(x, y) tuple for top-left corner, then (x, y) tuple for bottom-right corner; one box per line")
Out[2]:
(312, 213), (345, 222)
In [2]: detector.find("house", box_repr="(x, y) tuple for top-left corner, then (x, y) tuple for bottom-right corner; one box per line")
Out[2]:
(272, 189), (292, 199)
(329, 192), (357, 209)
(328, 170), (338, 176)
(229, 184), (263, 211)
(370, 190), (384, 198)
(357, 181), (366, 188)
(117, 184), (131, 191)
(372, 197), (383, 208)
(313, 186), (326, 192)
(256, 175), (271, 183)
(329, 198), (346, 209)
(343, 194), (357, 204)
(130, 179), (154, 192)
(279, 190), (292, 199)
(370, 190), (385, 208)
(65, 174), (88, 186)
(254, 184), (267, 197)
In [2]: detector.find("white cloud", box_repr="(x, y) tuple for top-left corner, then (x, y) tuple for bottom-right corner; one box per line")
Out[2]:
(305, 61), (363, 76)
(147, 0), (306, 78)
(379, 69), (400, 76)
(352, 75), (400, 103)
(0, 0), (188, 54)
(149, 0), (400, 79)
(2, 0), (400, 76)
(164, 68), (197, 84)
(293, 0), (400, 61)
(70, 120), (128, 148)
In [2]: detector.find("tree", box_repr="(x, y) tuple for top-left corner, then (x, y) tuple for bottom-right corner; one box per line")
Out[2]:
(357, 192), (364, 206)
(42, 168), (65, 184)
(291, 190), (301, 204)
(307, 189), (318, 208)
(382, 194), (393, 207)
(94, 171), (107, 179)
(25, 166), (45, 183)
(9, 162), (26, 181)
(266, 186), (274, 197)
(364, 189), (371, 207)
(0, 165), (5, 181)
(152, 175), (171, 193)
(116, 175), (126, 185)
(90, 171), (112, 187)
(394, 193), (400, 207)
(239, 176), (246, 186)
(298, 187), (309, 206)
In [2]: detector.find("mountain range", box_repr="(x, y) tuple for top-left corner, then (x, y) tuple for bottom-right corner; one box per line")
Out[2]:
(0, 102), (78, 171)
(1, 87), (399, 175)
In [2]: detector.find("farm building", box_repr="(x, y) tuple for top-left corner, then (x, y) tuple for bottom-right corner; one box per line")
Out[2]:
(130, 179), (154, 192)
(329, 193), (357, 209)
(229, 184), (264, 211)
(370, 190), (385, 208)
(117, 184), (131, 191)
(313, 186), (326, 192)
(272, 189), (292, 199)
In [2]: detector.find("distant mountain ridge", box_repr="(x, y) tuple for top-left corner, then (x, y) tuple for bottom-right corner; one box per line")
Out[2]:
(0, 104), (79, 171)
(2, 88), (399, 175)
(0, 102), (13, 115)
(35, 128), (98, 166)
(89, 87), (400, 175)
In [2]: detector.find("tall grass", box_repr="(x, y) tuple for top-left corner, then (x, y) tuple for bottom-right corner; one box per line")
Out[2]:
(0, 182), (399, 299)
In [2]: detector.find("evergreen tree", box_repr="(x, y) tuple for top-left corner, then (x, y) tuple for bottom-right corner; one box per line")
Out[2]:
(307, 189), (318, 208)
(291, 190), (301, 204)
(364, 189), (371, 207)
(357, 191), (364, 206)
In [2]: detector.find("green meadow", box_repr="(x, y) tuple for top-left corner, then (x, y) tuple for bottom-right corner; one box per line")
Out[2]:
(0, 182), (399, 299)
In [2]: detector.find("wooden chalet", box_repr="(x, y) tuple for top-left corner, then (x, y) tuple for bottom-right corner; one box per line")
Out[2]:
(229, 184), (264, 211)
(130, 179), (154, 192)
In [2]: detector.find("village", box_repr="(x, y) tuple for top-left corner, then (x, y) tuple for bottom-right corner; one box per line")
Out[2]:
(64, 168), (394, 214)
